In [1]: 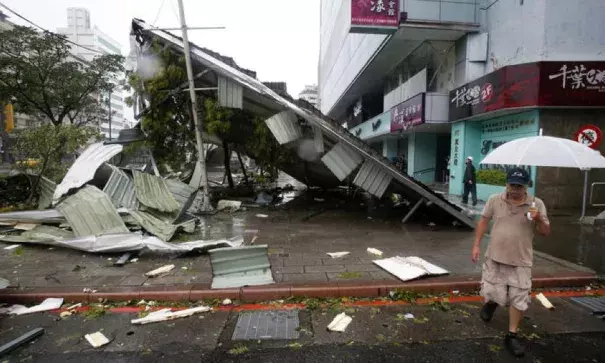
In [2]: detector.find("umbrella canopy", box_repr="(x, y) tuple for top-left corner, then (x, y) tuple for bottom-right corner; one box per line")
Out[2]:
(480, 135), (605, 169)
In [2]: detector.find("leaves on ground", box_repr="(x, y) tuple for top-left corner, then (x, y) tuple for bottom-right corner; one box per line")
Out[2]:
(287, 342), (303, 350)
(228, 344), (249, 355)
(82, 305), (106, 320)
(338, 271), (363, 279)
(488, 344), (501, 352)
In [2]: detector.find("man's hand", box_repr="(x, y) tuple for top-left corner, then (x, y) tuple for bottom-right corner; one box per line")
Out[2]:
(471, 246), (481, 263)
(530, 210), (541, 221)
(468, 181), (473, 185)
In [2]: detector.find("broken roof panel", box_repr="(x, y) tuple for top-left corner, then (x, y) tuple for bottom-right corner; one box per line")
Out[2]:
(321, 143), (364, 182)
(130, 19), (475, 228)
(353, 161), (392, 199)
(133, 171), (180, 213)
(37, 176), (57, 210)
(264, 110), (302, 145)
(103, 165), (139, 210)
(53, 142), (123, 204)
(164, 178), (198, 221)
(129, 210), (197, 242)
(57, 185), (130, 237)
(209, 245), (275, 289)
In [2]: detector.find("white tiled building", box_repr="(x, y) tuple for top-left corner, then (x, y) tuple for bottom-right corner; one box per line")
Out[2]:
(298, 85), (319, 109)
(57, 7), (128, 140)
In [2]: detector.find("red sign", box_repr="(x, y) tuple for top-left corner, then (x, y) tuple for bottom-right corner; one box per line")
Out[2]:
(449, 62), (605, 121)
(574, 124), (602, 150)
(390, 93), (425, 132)
(350, 0), (399, 33)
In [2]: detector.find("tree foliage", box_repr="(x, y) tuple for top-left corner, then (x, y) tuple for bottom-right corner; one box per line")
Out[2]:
(0, 26), (125, 127)
(12, 124), (101, 203)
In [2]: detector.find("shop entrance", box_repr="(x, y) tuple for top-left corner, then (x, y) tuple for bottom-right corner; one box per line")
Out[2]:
(434, 134), (451, 183)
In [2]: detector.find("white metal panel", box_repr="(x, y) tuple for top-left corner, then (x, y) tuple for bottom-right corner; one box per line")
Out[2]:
(218, 76), (243, 109)
(424, 93), (449, 123)
(53, 142), (123, 204)
(352, 160), (393, 198)
(313, 125), (325, 154)
(467, 32), (488, 62)
(321, 142), (363, 181)
(373, 256), (449, 282)
(264, 110), (302, 145)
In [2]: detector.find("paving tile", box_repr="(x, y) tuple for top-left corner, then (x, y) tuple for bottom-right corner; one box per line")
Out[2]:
(326, 272), (372, 281)
(283, 259), (323, 266)
(273, 265), (304, 274)
(344, 264), (381, 272)
(119, 275), (148, 287)
(304, 265), (346, 273)
(370, 271), (396, 280)
(322, 257), (362, 265)
(281, 273), (328, 283)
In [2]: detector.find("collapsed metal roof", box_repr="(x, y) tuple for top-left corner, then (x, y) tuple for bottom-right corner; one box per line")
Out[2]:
(131, 19), (475, 228)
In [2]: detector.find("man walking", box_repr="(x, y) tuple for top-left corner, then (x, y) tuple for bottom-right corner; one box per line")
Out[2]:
(462, 156), (477, 206)
(471, 168), (550, 357)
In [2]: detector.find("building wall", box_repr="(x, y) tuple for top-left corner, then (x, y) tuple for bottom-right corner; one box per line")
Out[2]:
(485, 0), (605, 73)
(537, 109), (605, 210)
(409, 132), (437, 183)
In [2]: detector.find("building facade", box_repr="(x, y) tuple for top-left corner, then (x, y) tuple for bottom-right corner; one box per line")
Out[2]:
(57, 7), (128, 140)
(319, 0), (605, 209)
(298, 85), (319, 108)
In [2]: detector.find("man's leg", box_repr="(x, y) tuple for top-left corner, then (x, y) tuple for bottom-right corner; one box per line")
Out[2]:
(509, 306), (523, 333)
(462, 183), (469, 204)
(505, 286), (530, 357)
(471, 183), (478, 206)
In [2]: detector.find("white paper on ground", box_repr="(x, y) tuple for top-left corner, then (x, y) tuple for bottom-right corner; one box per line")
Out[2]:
(404, 313), (414, 320)
(536, 293), (555, 309)
(145, 264), (175, 277)
(4, 244), (21, 250)
(327, 312), (352, 332)
(131, 306), (211, 325)
(0, 298), (64, 315)
(85, 332), (110, 348)
(373, 256), (449, 282)
(366, 248), (383, 256)
(327, 252), (350, 258)
(216, 200), (242, 212)
(256, 214), (269, 218)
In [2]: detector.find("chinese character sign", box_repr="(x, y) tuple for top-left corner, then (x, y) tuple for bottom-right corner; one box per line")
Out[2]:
(351, 0), (399, 33)
(390, 93), (425, 132)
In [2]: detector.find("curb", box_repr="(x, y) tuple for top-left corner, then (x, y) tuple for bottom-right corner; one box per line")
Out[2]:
(0, 272), (597, 304)
(533, 251), (596, 274)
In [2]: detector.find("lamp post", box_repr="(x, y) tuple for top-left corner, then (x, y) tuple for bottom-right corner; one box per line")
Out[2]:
(107, 90), (112, 141)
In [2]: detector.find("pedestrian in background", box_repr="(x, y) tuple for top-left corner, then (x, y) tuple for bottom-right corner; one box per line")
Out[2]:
(471, 168), (550, 357)
(462, 156), (477, 206)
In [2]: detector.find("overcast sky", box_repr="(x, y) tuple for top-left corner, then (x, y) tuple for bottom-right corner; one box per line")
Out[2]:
(2, 0), (319, 106)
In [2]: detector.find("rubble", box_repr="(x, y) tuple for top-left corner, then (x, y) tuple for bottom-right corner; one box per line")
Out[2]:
(373, 256), (449, 282)
(85, 332), (110, 348)
(536, 293), (555, 310)
(327, 252), (350, 258)
(145, 264), (175, 277)
(0, 298), (63, 315)
(131, 306), (211, 325)
(327, 312), (352, 332)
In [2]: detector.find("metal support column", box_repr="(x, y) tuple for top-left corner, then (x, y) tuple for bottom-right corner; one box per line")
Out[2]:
(402, 197), (425, 224)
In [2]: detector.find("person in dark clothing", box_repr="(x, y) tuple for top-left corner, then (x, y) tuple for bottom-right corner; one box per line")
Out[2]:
(462, 156), (477, 206)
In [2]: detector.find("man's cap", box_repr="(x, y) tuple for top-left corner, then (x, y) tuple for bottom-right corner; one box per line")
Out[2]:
(466, 156), (473, 161)
(506, 168), (530, 185)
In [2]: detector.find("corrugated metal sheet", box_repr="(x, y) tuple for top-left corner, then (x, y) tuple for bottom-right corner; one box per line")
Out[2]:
(209, 245), (274, 289)
(133, 171), (180, 213)
(129, 210), (194, 241)
(353, 161), (393, 199)
(218, 76), (243, 109)
(118, 146), (154, 173)
(321, 142), (364, 181)
(57, 185), (130, 237)
(570, 297), (605, 314)
(0, 209), (65, 224)
(373, 256), (449, 282)
(264, 111), (302, 145)
(38, 176), (57, 210)
(165, 178), (198, 220)
(53, 142), (123, 204)
(102, 165), (139, 210)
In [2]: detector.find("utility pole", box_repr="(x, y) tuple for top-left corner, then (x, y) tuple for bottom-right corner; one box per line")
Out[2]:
(176, 0), (211, 212)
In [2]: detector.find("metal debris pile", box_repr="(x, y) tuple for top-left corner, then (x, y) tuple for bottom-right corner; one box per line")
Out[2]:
(0, 142), (243, 254)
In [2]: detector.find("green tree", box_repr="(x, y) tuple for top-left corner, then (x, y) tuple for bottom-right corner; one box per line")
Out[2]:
(0, 26), (124, 127)
(11, 124), (101, 204)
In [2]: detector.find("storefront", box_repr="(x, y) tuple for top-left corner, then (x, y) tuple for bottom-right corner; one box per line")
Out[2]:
(448, 61), (605, 208)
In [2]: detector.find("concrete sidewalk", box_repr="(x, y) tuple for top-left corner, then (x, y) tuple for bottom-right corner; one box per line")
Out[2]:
(0, 204), (596, 302)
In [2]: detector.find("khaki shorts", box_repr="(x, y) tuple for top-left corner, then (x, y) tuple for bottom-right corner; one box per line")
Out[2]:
(480, 258), (532, 311)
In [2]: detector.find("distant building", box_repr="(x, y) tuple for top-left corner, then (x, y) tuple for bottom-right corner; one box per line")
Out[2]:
(57, 7), (127, 140)
(298, 85), (318, 108)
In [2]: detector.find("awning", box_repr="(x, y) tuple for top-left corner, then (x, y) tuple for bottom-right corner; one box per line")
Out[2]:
(130, 19), (475, 228)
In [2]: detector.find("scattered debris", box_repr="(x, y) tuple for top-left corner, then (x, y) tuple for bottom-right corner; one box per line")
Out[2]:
(0, 278), (9, 289)
(130, 258), (139, 263)
(327, 312), (352, 332)
(0, 328), (45, 356)
(217, 200), (242, 212)
(373, 256), (449, 282)
(60, 311), (72, 319)
(14, 223), (37, 231)
(255, 191), (275, 206)
(404, 313), (415, 320)
(327, 252), (350, 259)
(3, 244), (21, 250)
(145, 265), (175, 277)
(314, 198), (325, 202)
(452, 290), (460, 295)
(131, 306), (211, 325)
(83, 288), (98, 294)
(222, 299), (233, 306)
(536, 293), (555, 310)
(66, 303), (82, 310)
(85, 332), (110, 348)
(256, 214), (269, 218)
(250, 236), (259, 245)
(209, 245), (275, 289)
(0, 298), (63, 315)
(114, 253), (135, 267)
(366, 248), (383, 257)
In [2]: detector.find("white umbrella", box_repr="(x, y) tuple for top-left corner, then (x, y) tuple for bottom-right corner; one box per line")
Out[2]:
(480, 129), (605, 218)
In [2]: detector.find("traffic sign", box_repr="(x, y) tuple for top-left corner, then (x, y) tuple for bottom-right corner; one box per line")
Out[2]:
(574, 124), (602, 149)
